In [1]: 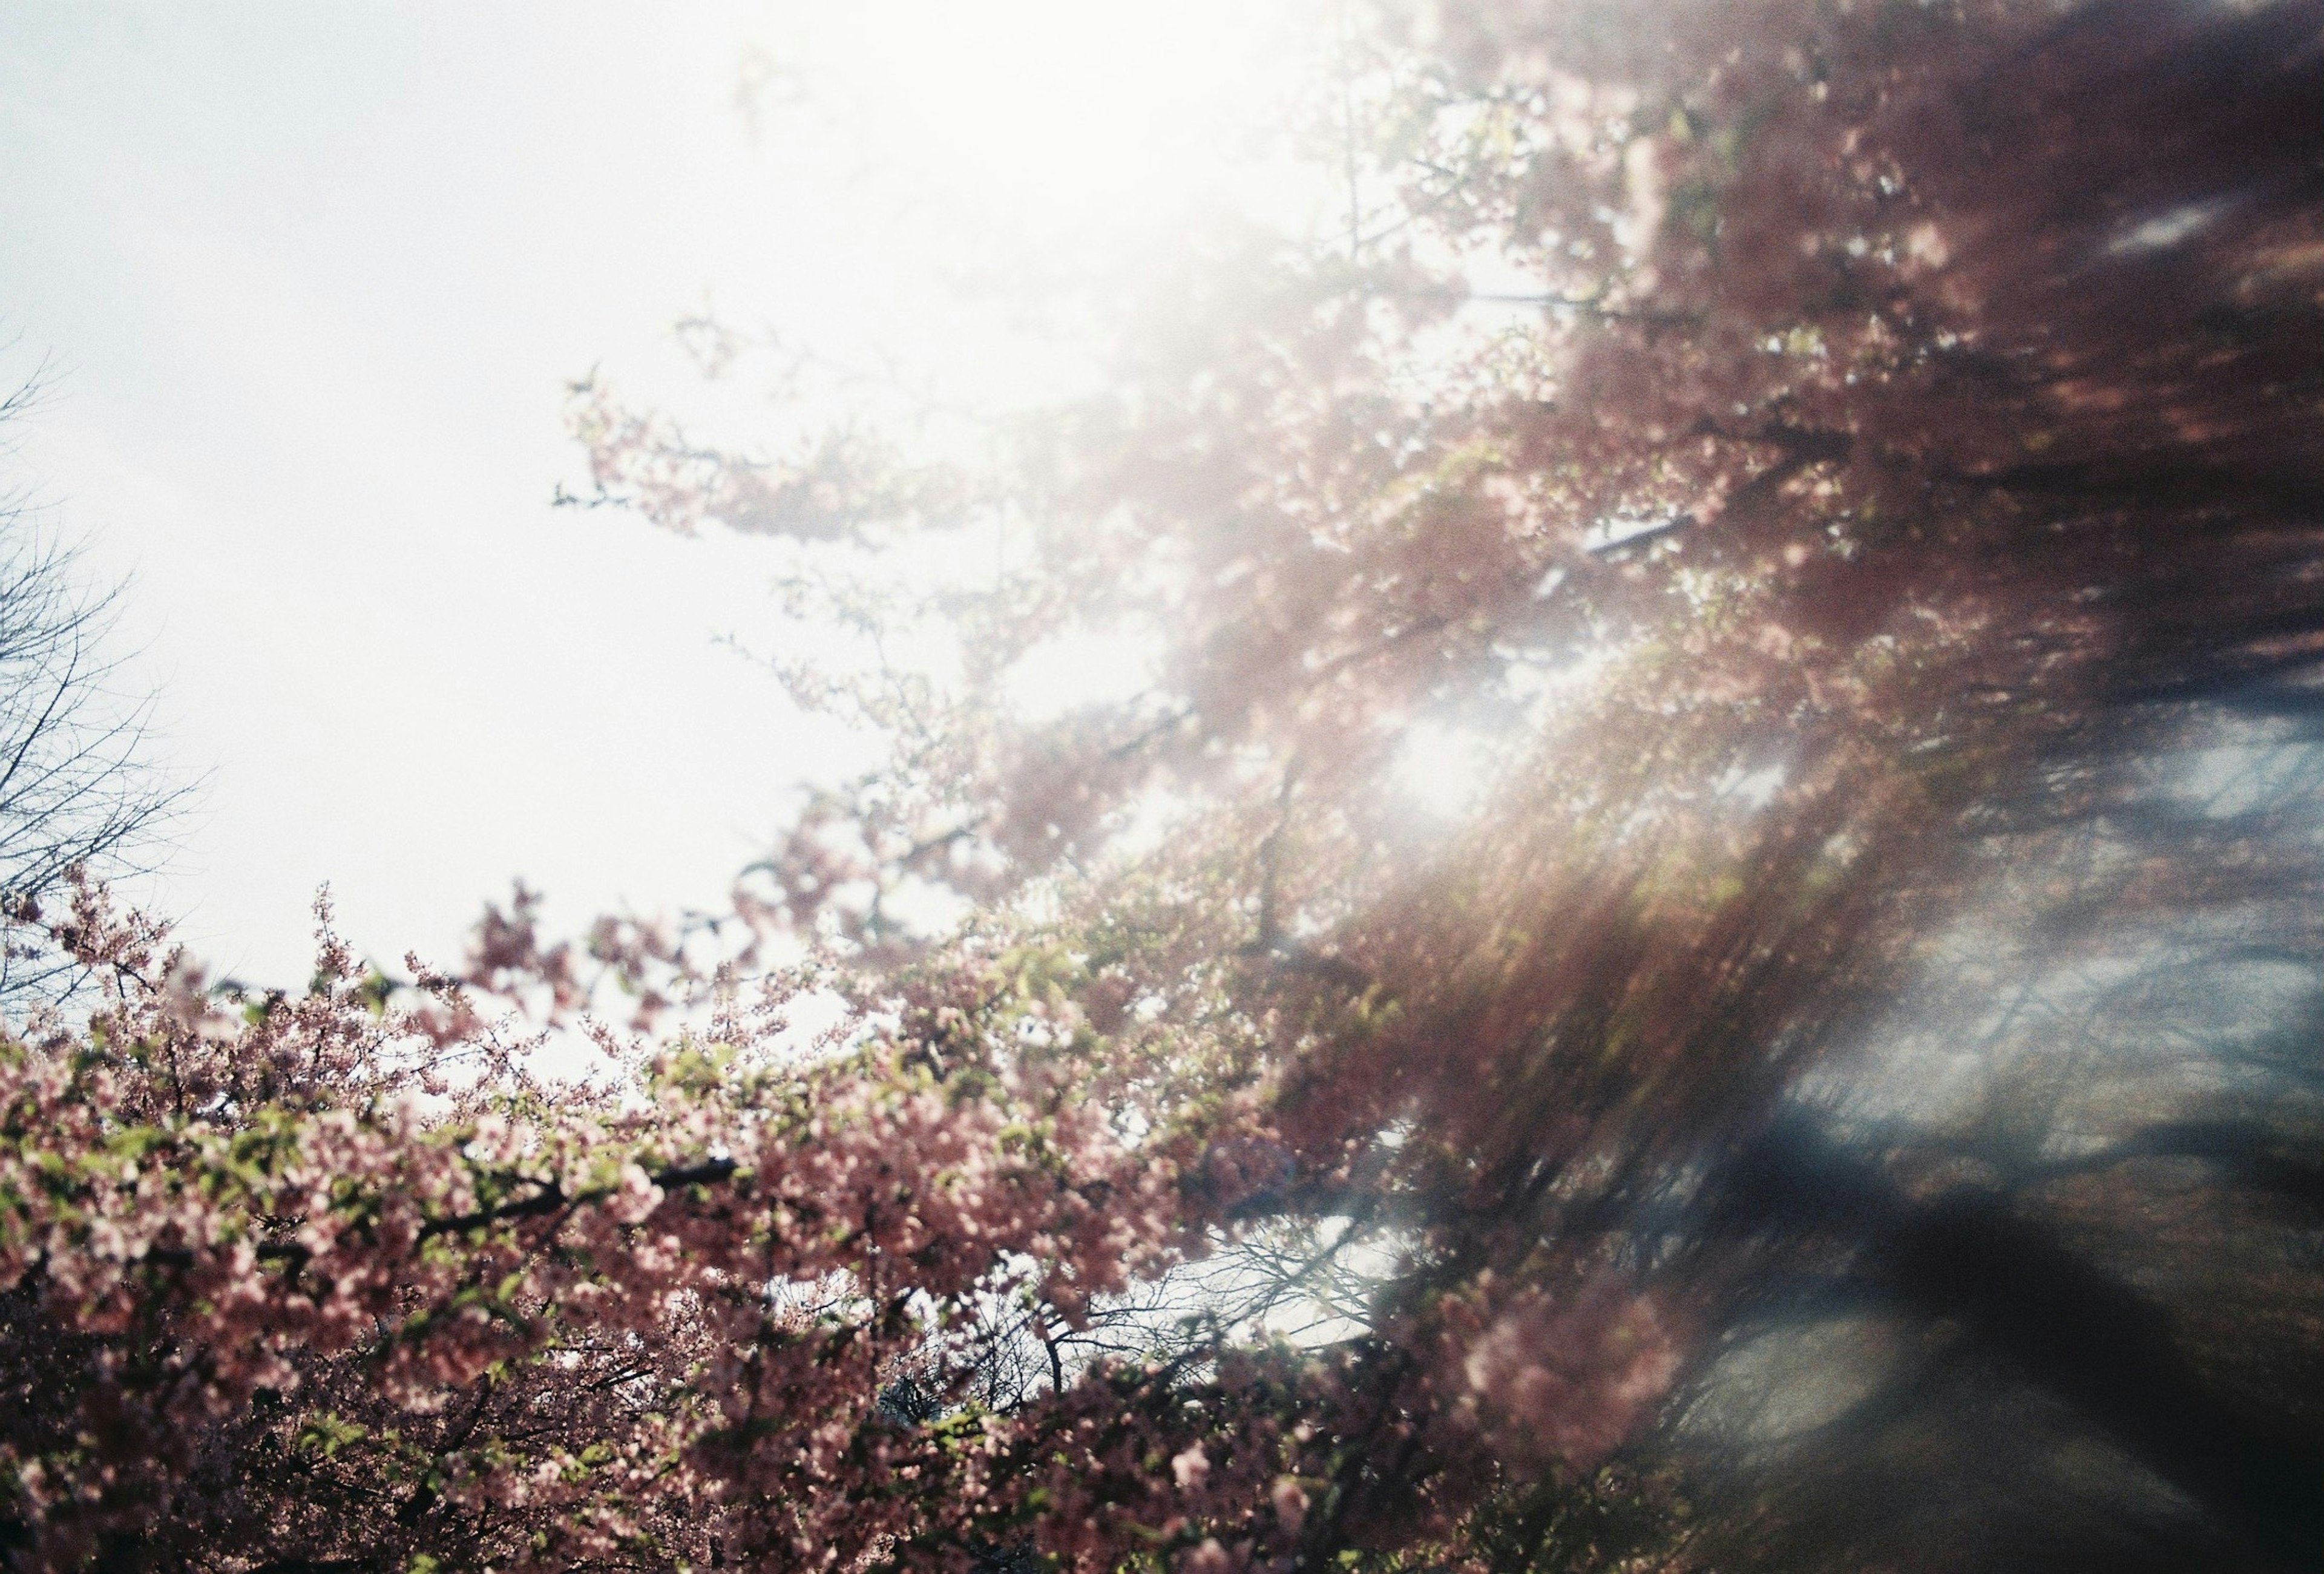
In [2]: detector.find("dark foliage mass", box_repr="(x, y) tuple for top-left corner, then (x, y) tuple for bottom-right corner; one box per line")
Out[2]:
(5, 1), (2324, 1570)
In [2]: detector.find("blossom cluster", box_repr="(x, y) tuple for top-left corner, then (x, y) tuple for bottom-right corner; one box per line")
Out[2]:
(0, 888), (1676, 1573)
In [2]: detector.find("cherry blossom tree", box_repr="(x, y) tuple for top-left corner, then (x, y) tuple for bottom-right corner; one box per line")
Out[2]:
(7, 1), (2324, 1570)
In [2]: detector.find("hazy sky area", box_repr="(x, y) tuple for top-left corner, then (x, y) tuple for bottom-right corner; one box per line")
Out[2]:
(0, 4), (1303, 987)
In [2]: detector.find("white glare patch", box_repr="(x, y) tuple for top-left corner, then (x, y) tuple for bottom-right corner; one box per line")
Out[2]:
(1713, 762), (1787, 808)
(2107, 200), (2225, 255)
(876, 875), (973, 941)
(1581, 513), (1684, 553)
(1105, 782), (1197, 864)
(1004, 629), (1158, 721)
(1394, 720), (1497, 819)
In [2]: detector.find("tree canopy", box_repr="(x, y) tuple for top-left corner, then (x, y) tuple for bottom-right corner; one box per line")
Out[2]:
(6, 1), (2324, 1570)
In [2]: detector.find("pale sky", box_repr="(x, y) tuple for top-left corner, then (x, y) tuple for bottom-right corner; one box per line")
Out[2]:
(0, 3), (1308, 986)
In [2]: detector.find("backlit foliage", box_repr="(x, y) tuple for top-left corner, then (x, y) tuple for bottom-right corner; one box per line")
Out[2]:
(7, 1), (2324, 1569)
